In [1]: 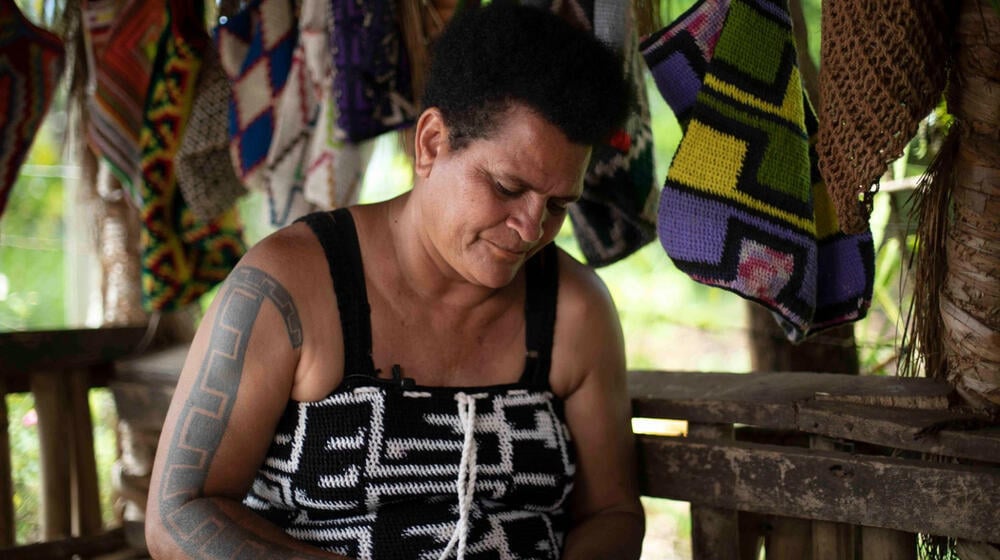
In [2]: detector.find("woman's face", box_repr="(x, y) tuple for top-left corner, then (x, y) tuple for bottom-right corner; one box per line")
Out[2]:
(416, 104), (591, 289)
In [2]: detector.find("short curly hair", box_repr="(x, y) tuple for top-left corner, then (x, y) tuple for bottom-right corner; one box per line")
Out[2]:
(421, 2), (631, 150)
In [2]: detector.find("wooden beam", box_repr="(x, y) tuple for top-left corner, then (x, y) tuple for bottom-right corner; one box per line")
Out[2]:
(0, 327), (147, 393)
(636, 435), (1000, 543)
(629, 371), (953, 428)
(796, 400), (1000, 464)
(629, 371), (1000, 463)
(0, 527), (126, 559)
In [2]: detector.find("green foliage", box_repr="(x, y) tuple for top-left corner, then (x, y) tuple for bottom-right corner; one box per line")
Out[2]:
(7, 394), (42, 543)
(0, 126), (68, 331)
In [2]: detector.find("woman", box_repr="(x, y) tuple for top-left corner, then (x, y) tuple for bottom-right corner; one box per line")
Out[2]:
(146, 3), (644, 559)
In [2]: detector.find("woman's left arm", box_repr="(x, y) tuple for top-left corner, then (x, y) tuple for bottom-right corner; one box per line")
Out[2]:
(554, 255), (645, 560)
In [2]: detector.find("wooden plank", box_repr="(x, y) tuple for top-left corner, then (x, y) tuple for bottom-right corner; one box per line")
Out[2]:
(628, 371), (954, 429)
(0, 327), (147, 393)
(636, 435), (1000, 542)
(0, 527), (127, 559)
(810, 437), (854, 560)
(688, 424), (739, 560)
(797, 400), (1000, 464)
(69, 370), (103, 537)
(765, 517), (812, 560)
(860, 527), (916, 560)
(0, 381), (15, 546)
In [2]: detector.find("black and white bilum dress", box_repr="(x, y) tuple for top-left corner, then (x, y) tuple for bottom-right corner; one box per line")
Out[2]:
(244, 209), (577, 559)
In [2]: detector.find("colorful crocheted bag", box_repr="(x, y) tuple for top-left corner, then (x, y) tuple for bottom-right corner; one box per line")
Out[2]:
(0, 2), (65, 217)
(214, 0), (297, 192)
(642, 0), (875, 341)
(139, 0), (245, 312)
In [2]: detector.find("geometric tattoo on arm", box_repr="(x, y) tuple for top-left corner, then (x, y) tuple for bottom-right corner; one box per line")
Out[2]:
(158, 267), (329, 559)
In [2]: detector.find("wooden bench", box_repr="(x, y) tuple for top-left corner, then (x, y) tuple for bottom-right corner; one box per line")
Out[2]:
(631, 370), (1000, 558)
(2, 329), (998, 558)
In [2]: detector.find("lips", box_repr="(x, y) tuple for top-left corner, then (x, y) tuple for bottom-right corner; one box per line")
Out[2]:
(486, 240), (528, 260)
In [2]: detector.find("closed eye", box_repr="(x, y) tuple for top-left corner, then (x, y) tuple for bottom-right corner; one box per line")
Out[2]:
(495, 181), (519, 198)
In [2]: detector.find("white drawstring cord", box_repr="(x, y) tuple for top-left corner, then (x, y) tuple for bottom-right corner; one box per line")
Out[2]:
(438, 393), (478, 560)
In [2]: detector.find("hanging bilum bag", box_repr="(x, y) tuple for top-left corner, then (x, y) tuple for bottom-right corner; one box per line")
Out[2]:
(139, 0), (245, 312)
(260, 0), (327, 227)
(176, 0), (248, 224)
(214, 0), (297, 192)
(331, 0), (416, 143)
(817, 0), (953, 234)
(641, 0), (874, 342)
(552, 0), (659, 267)
(85, 0), (168, 198)
(301, 0), (373, 218)
(0, 1), (65, 218)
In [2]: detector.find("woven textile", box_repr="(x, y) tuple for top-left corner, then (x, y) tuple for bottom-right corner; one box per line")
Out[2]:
(0, 2), (64, 218)
(817, 0), (953, 234)
(331, 0), (416, 143)
(244, 211), (573, 560)
(85, 0), (167, 196)
(562, 0), (660, 267)
(642, 0), (874, 341)
(301, 0), (370, 217)
(176, 45), (247, 222)
(260, 0), (327, 227)
(214, 0), (297, 192)
(139, 0), (245, 312)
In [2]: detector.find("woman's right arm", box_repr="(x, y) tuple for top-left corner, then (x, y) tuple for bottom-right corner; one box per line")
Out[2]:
(145, 229), (350, 560)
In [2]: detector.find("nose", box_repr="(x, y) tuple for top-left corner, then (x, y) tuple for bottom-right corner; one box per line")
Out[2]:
(506, 201), (546, 244)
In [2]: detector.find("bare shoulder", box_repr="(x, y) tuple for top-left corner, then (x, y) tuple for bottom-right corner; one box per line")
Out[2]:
(550, 248), (626, 398)
(224, 220), (344, 400)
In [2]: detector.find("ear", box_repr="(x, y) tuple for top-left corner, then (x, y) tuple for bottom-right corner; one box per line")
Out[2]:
(414, 108), (449, 179)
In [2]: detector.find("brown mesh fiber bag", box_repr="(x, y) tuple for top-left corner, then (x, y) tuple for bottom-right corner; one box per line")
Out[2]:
(817, 0), (954, 234)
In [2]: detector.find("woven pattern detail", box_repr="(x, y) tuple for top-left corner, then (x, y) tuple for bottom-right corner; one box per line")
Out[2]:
(565, 2), (659, 267)
(331, 0), (415, 143)
(0, 2), (65, 216)
(817, 0), (952, 234)
(176, 46), (247, 222)
(214, 0), (297, 191)
(642, 0), (874, 341)
(139, 5), (245, 312)
(245, 380), (573, 560)
(84, 0), (167, 194)
(302, 0), (371, 220)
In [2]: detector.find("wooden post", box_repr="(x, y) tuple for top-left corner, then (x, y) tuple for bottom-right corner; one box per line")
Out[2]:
(69, 369), (103, 537)
(861, 527), (916, 560)
(30, 371), (72, 540)
(810, 436), (854, 560)
(689, 423), (739, 560)
(0, 381), (15, 546)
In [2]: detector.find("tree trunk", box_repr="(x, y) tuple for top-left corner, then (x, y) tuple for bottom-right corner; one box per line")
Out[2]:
(943, 0), (1000, 413)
